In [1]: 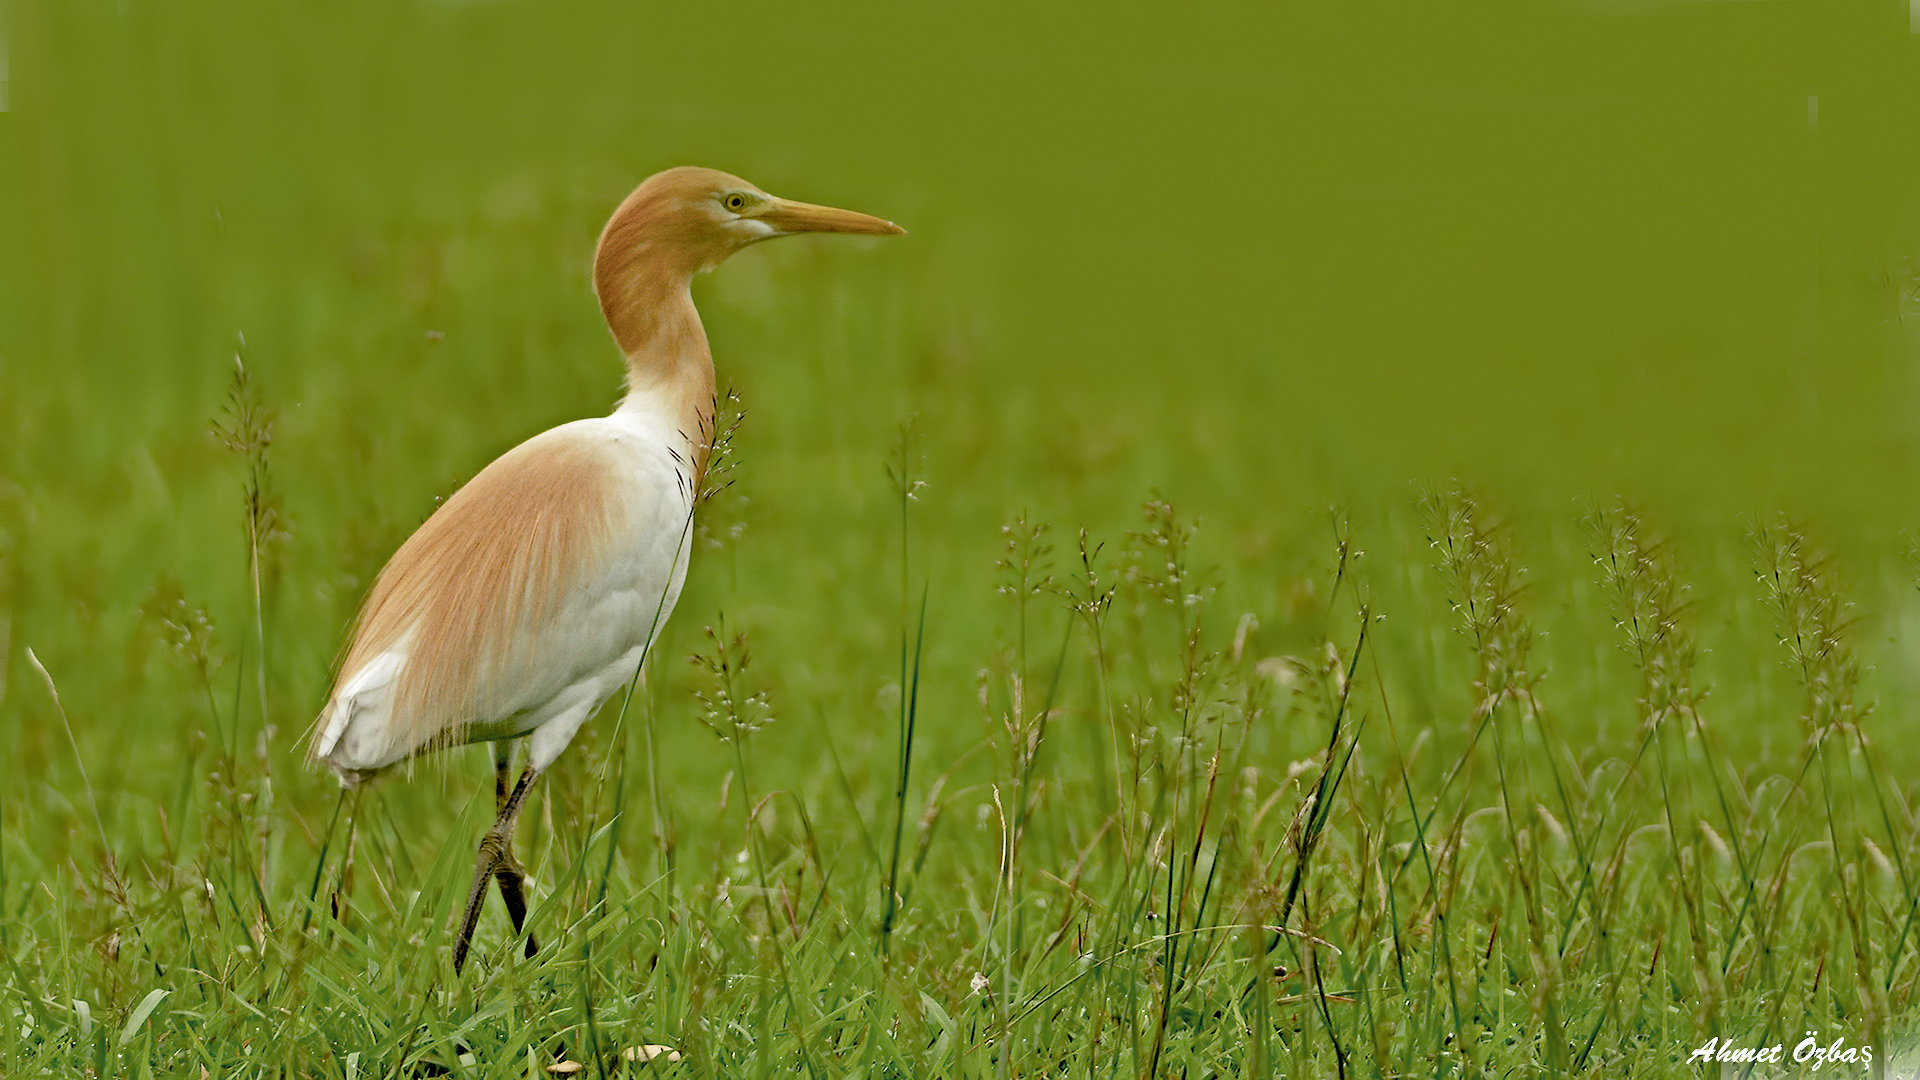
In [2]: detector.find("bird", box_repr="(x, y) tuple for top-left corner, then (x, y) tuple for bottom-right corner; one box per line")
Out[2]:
(309, 166), (904, 971)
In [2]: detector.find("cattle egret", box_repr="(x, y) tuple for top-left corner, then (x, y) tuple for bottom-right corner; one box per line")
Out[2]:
(310, 166), (904, 971)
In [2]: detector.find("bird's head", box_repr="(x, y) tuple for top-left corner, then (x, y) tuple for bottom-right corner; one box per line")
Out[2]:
(598, 166), (903, 276)
(594, 166), (904, 354)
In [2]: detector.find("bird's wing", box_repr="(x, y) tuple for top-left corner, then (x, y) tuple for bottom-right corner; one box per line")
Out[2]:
(315, 419), (693, 774)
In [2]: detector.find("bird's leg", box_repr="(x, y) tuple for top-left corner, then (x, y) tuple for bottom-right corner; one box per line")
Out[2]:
(492, 765), (540, 959)
(332, 789), (363, 924)
(495, 743), (513, 814)
(301, 786), (351, 935)
(453, 754), (543, 973)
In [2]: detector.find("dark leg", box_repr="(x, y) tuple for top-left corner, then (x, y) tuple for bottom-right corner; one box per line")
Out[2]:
(489, 743), (541, 958)
(495, 861), (540, 959)
(332, 790), (362, 922)
(453, 752), (543, 973)
(301, 786), (351, 934)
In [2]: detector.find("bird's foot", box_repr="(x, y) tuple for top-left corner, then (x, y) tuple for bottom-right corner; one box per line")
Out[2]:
(494, 858), (540, 959)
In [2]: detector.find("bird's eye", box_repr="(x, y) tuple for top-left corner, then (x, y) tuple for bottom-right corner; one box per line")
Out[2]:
(722, 193), (749, 213)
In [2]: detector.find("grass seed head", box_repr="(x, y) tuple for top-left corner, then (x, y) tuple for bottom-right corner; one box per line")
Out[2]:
(995, 512), (1055, 603)
(1750, 516), (1868, 737)
(1421, 483), (1538, 711)
(138, 575), (223, 681)
(689, 617), (774, 744)
(1585, 502), (1704, 729)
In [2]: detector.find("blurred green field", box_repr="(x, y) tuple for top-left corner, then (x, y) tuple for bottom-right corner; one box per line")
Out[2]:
(7, 1), (1920, 1076)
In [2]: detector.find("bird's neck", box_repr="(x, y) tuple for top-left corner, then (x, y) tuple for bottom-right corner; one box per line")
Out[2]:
(603, 262), (717, 480)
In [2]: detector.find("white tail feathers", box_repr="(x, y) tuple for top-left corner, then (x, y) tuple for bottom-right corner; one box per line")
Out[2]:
(313, 647), (407, 778)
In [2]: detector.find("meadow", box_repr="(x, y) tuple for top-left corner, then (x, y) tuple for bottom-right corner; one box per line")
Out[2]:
(7, 1), (1920, 1076)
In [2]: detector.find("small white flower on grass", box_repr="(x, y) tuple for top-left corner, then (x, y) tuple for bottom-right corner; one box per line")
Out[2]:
(971, 972), (990, 996)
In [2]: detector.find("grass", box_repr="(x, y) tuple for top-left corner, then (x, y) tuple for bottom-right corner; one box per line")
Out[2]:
(9, 2), (1920, 1075)
(12, 408), (1920, 1075)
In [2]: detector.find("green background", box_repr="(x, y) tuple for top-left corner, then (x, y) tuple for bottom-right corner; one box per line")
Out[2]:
(6, 1), (1920, 1074)
(9, 1), (1920, 522)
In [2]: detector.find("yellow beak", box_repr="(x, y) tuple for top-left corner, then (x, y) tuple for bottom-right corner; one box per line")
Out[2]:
(761, 198), (906, 236)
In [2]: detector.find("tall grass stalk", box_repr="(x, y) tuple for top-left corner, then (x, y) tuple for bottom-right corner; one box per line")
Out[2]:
(1751, 518), (1887, 1053)
(1421, 484), (1570, 1072)
(1586, 504), (1724, 1036)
